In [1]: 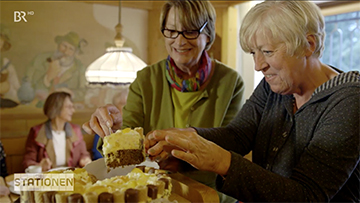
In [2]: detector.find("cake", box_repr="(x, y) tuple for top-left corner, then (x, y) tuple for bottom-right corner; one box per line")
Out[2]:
(20, 166), (174, 203)
(103, 127), (146, 170)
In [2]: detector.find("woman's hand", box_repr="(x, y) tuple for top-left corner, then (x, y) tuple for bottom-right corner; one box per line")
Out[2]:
(147, 128), (231, 176)
(79, 157), (92, 167)
(39, 158), (52, 172)
(0, 185), (10, 196)
(145, 128), (183, 162)
(145, 129), (188, 172)
(82, 104), (123, 138)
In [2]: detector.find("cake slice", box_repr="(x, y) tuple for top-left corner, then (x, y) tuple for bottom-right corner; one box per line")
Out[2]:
(103, 127), (145, 170)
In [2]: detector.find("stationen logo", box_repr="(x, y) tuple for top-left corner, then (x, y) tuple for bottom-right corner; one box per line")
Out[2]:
(14, 11), (34, 22)
(14, 173), (74, 191)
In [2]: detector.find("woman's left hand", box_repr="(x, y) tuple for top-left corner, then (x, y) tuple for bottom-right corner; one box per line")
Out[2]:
(147, 128), (231, 176)
(145, 128), (177, 160)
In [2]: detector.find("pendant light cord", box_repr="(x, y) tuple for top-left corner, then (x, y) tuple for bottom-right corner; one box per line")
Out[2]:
(115, 0), (124, 47)
(118, 0), (121, 25)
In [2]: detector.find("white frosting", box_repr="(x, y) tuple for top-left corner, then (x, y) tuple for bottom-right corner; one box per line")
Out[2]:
(86, 168), (171, 196)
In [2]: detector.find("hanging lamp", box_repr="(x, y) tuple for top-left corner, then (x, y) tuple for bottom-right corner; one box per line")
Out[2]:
(85, 1), (147, 84)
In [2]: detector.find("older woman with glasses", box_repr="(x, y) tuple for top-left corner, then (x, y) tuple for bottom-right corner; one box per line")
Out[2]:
(83, 0), (244, 202)
(23, 91), (91, 172)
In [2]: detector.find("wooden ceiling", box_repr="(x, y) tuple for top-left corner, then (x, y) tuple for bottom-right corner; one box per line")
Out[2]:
(85, 1), (357, 10)
(85, 1), (245, 10)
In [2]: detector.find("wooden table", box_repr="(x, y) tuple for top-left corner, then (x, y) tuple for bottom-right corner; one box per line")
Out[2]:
(169, 172), (219, 202)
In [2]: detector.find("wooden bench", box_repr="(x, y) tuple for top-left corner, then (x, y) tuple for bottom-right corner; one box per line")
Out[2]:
(0, 104), (96, 174)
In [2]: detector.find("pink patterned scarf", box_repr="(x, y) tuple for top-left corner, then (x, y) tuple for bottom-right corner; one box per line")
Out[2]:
(165, 51), (212, 92)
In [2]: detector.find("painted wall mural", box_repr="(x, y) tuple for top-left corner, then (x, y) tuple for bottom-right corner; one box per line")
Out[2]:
(0, 24), (21, 108)
(19, 31), (88, 108)
(0, 1), (148, 110)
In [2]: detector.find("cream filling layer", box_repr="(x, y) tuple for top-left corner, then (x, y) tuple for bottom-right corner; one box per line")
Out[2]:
(103, 128), (144, 155)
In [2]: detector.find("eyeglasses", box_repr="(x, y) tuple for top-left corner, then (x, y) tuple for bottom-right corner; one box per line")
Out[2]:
(161, 21), (208, 40)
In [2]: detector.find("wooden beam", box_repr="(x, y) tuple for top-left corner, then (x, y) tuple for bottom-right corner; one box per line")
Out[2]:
(84, 1), (158, 10)
(85, 1), (245, 10)
(316, 1), (358, 9)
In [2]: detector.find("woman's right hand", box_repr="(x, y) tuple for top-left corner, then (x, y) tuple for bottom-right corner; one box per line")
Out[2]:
(39, 158), (52, 172)
(82, 104), (123, 138)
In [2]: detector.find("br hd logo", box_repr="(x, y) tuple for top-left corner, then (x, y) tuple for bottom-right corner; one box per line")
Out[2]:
(14, 11), (34, 22)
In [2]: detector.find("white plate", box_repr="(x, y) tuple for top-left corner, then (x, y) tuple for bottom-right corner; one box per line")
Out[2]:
(84, 158), (159, 180)
(7, 181), (20, 195)
(47, 166), (71, 172)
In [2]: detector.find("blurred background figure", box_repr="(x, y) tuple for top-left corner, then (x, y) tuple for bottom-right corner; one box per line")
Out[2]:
(91, 87), (129, 160)
(19, 32), (87, 108)
(0, 141), (8, 178)
(0, 23), (20, 108)
(23, 91), (91, 172)
(0, 141), (10, 196)
(83, 1), (244, 202)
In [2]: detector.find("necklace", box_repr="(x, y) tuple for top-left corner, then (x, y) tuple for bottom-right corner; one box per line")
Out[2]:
(53, 131), (61, 135)
(51, 124), (64, 133)
(52, 129), (64, 134)
(293, 98), (298, 113)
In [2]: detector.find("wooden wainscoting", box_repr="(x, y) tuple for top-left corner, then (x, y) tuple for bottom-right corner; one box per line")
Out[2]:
(0, 104), (96, 174)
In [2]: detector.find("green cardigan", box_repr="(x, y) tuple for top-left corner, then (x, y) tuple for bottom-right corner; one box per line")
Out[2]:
(122, 59), (245, 134)
(98, 58), (244, 149)
(98, 59), (244, 203)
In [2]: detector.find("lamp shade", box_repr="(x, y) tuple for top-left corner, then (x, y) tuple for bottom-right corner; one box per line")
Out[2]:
(85, 47), (147, 84)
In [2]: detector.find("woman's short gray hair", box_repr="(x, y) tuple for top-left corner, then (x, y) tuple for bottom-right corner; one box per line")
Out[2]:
(160, 0), (216, 51)
(240, 1), (325, 58)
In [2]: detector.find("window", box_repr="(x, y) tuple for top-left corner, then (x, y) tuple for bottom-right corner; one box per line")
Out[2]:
(321, 11), (360, 72)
